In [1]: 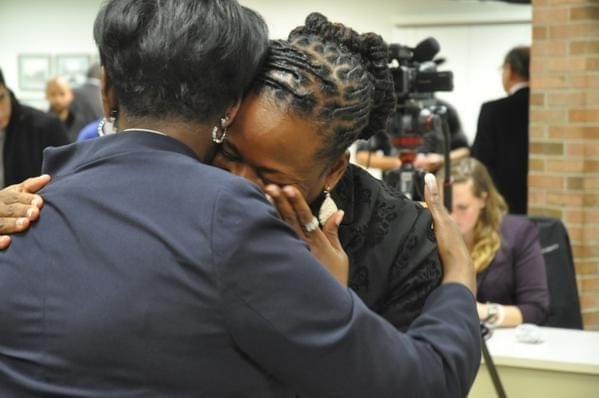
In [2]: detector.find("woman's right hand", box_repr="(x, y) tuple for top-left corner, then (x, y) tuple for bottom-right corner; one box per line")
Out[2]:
(423, 173), (477, 296)
(0, 175), (51, 249)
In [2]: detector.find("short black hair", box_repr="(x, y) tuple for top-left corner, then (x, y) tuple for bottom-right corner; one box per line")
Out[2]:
(0, 67), (5, 87)
(504, 46), (530, 80)
(251, 13), (396, 163)
(94, 0), (268, 123)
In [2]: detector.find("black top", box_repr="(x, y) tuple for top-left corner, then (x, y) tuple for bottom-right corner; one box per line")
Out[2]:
(472, 87), (530, 215)
(333, 164), (443, 330)
(0, 132), (480, 397)
(3, 92), (69, 187)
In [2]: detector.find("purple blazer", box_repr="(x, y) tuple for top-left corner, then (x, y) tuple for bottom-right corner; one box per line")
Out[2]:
(476, 215), (550, 324)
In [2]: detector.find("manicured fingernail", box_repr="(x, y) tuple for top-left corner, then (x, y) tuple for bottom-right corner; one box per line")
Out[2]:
(283, 186), (295, 197)
(32, 196), (43, 207)
(265, 193), (274, 204)
(26, 208), (35, 218)
(265, 185), (278, 196)
(425, 173), (437, 194)
(0, 236), (9, 244)
(16, 218), (27, 227)
(335, 210), (345, 227)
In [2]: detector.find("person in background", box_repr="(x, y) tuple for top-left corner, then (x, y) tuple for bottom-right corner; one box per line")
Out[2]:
(0, 68), (68, 188)
(354, 131), (400, 171)
(71, 63), (103, 125)
(449, 157), (549, 327)
(471, 46), (530, 215)
(355, 97), (469, 174)
(46, 76), (87, 142)
(77, 118), (101, 141)
(413, 98), (470, 172)
(0, 1), (480, 396)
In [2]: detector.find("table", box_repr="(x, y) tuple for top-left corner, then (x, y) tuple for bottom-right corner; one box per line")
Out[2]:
(469, 326), (599, 398)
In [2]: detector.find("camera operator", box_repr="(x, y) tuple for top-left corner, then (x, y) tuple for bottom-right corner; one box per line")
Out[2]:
(356, 37), (462, 204)
(354, 131), (399, 172)
(356, 97), (469, 175)
(413, 97), (469, 172)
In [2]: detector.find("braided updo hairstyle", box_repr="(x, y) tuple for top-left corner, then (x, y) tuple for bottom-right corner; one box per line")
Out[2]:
(252, 12), (396, 164)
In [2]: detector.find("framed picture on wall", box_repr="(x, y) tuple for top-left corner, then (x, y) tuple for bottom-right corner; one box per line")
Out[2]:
(55, 54), (91, 86)
(18, 54), (53, 91)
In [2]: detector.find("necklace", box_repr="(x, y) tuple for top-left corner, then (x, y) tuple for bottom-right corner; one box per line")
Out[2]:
(121, 128), (167, 136)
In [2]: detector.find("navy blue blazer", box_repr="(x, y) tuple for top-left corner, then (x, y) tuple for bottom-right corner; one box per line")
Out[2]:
(0, 132), (480, 397)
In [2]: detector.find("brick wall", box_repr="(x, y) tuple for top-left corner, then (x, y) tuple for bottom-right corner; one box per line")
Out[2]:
(530, 0), (599, 330)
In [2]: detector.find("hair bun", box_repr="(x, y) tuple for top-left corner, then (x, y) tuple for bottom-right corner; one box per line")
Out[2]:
(356, 32), (395, 141)
(290, 13), (395, 142)
(290, 12), (360, 58)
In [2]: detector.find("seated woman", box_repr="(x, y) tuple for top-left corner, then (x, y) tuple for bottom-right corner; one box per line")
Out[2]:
(1, 14), (442, 331)
(449, 157), (549, 327)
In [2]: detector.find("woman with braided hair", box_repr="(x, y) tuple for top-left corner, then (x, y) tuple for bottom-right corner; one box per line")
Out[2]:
(212, 12), (443, 330)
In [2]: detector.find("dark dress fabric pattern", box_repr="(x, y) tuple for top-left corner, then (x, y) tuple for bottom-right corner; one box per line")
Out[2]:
(476, 214), (550, 325)
(333, 164), (443, 330)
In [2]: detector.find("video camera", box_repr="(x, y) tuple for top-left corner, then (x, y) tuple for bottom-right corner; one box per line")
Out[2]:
(384, 37), (454, 209)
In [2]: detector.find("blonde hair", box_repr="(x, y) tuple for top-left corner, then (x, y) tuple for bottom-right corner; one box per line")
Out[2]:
(451, 158), (508, 273)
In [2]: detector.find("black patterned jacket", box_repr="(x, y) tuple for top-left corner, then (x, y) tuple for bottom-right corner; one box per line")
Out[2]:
(332, 164), (442, 330)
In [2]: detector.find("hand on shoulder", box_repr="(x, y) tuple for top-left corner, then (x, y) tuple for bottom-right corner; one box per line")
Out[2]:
(0, 175), (50, 249)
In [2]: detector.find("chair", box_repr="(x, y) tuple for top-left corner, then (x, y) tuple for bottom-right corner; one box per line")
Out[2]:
(528, 216), (583, 329)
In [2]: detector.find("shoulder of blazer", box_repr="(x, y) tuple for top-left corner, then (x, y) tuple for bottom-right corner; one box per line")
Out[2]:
(483, 90), (528, 115)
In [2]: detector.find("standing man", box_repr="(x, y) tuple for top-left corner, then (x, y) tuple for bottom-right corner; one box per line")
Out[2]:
(471, 46), (530, 215)
(71, 63), (103, 125)
(0, 68), (68, 187)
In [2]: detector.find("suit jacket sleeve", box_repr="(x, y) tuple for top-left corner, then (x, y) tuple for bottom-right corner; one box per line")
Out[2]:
(471, 103), (495, 168)
(512, 219), (550, 324)
(212, 178), (481, 398)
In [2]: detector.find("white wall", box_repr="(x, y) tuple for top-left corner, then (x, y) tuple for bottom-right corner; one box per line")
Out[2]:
(0, 0), (103, 109)
(0, 0), (531, 122)
(239, 0), (531, 41)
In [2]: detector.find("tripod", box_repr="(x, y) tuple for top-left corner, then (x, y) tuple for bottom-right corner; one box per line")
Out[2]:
(440, 110), (506, 396)
(480, 323), (507, 397)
